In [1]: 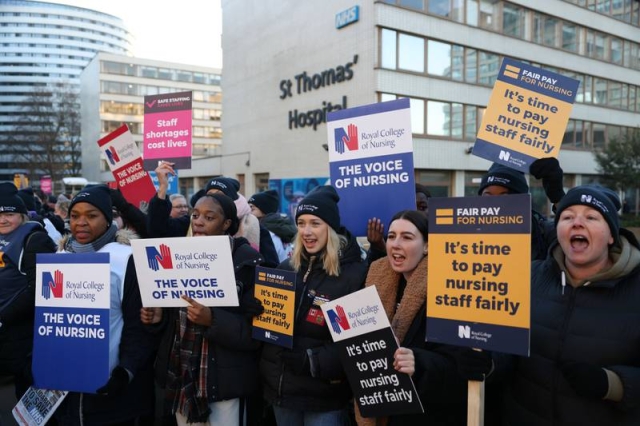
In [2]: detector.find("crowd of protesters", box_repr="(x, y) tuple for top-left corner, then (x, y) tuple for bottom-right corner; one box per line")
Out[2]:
(0, 156), (639, 426)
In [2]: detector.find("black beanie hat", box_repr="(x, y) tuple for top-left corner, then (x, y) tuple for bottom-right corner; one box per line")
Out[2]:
(478, 163), (529, 195)
(200, 193), (240, 236)
(205, 177), (240, 200)
(0, 182), (28, 215)
(555, 184), (621, 246)
(17, 188), (37, 212)
(69, 185), (113, 223)
(295, 185), (341, 231)
(249, 190), (279, 215)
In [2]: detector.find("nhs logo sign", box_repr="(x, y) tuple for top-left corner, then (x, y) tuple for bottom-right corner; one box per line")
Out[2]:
(336, 5), (359, 29)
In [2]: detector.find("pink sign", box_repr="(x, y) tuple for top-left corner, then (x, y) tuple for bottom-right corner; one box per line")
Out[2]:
(98, 125), (156, 209)
(40, 176), (52, 194)
(143, 91), (193, 170)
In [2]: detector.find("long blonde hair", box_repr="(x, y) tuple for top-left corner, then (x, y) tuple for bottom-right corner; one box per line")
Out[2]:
(291, 225), (347, 277)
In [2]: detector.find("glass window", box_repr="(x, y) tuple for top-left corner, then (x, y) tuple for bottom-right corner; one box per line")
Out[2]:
(479, 0), (499, 31)
(532, 13), (544, 44)
(399, 33), (424, 72)
(596, 0), (611, 13)
(608, 125), (622, 144)
(427, 40), (451, 76)
(381, 29), (397, 69)
(410, 98), (425, 134)
(611, 37), (623, 64)
(466, 0), (479, 26)
(543, 17), (558, 47)
(465, 48), (477, 83)
(608, 81), (622, 108)
(574, 74), (586, 103)
(451, 45), (464, 80)
(451, 103), (463, 138)
(629, 85), (636, 112)
(563, 119), (576, 147)
(193, 72), (205, 84)
(158, 68), (172, 80)
(464, 171), (485, 196)
(575, 121), (587, 148)
(140, 66), (157, 78)
(478, 52), (499, 86)
(502, 4), (525, 38)
(592, 122), (606, 149)
(380, 93), (396, 103)
(562, 23), (577, 51)
(428, 0), (451, 16)
(416, 170), (451, 197)
(427, 101), (451, 136)
(465, 105), (477, 139)
(452, 0), (465, 22)
(594, 78), (608, 104)
(583, 75), (593, 102)
(400, 0), (424, 10)
(177, 71), (192, 83)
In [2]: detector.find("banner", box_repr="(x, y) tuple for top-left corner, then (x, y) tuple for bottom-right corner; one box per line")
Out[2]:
(472, 58), (579, 171)
(13, 388), (68, 426)
(98, 124), (156, 209)
(131, 236), (238, 307)
(252, 266), (296, 348)
(143, 91), (193, 170)
(33, 253), (111, 393)
(326, 98), (416, 236)
(426, 194), (531, 356)
(321, 286), (423, 418)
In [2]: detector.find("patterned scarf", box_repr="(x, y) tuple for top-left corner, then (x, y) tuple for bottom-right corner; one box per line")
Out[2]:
(65, 223), (118, 253)
(167, 308), (211, 423)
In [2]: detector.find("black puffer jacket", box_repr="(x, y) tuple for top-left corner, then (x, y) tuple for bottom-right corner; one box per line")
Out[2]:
(503, 230), (640, 425)
(261, 227), (367, 411)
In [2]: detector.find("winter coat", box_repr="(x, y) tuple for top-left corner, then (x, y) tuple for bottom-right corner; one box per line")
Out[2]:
(503, 230), (640, 425)
(261, 227), (368, 412)
(153, 236), (264, 404)
(54, 229), (158, 426)
(361, 256), (467, 426)
(0, 222), (55, 378)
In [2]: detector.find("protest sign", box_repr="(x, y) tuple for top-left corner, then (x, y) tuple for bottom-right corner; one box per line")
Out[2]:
(143, 90), (193, 170)
(326, 98), (415, 236)
(98, 124), (156, 209)
(321, 286), (423, 418)
(473, 58), (580, 171)
(13, 388), (68, 426)
(131, 236), (238, 307)
(149, 170), (179, 194)
(33, 253), (111, 393)
(252, 266), (296, 348)
(426, 194), (531, 356)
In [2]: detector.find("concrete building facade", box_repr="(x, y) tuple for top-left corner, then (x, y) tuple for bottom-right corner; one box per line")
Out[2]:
(219, 0), (640, 215)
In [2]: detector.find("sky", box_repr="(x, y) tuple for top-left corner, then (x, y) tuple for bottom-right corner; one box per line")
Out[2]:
(46, 0), (223, 69)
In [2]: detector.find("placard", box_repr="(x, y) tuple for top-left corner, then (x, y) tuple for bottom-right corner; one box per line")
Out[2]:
(252, 266), (296, 348)
(131, 236), (238, 307)
(13, 388), (68, 426)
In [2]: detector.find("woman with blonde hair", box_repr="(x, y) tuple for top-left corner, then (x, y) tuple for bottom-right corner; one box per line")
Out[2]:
(260, 185), (367, 425)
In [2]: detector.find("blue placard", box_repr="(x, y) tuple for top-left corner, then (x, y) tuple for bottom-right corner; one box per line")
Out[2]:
(148, 170), (179, 194)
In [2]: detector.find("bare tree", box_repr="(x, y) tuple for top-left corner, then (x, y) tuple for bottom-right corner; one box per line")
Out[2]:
(7, 82), (82, 186)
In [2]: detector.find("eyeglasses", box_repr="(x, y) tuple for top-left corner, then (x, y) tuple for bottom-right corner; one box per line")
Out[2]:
(172, 205), (189, 210)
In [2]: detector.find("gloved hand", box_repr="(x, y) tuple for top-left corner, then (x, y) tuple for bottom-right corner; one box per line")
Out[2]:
(451, 348), (492, 381)
(96, 366), (130, 397)
(109, 188), (129, 211)
(529, 157), (565, 203)
(560, 361), (609, 400)
(280, 348), (310, 376)
(242, 296), (264, 317)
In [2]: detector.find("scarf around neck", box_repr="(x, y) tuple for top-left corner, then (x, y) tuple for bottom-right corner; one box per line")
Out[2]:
(65, 222), (118, 253)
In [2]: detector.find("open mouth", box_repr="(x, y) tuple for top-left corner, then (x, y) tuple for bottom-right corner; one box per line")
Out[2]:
(570, 235), (589, 250)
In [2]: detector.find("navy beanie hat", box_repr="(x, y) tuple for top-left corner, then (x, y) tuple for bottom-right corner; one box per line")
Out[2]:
(478, 163), (529, 195)
(249, 189), (279, 215)
(17, 188), (37, 212)
(555, 184), (621, 246)
(0, 182), (28, 215)
(205, 177), (240, 200)
(295, 185), (341, 231)
(69, 185), (113, 223)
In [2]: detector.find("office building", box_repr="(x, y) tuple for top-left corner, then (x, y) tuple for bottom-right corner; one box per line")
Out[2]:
(220, 0), (640, 215)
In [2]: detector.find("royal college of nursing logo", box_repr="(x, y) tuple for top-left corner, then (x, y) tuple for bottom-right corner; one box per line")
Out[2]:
(327, 305), (350, 334)
(334, 123), (359, 154)
(42, 270), (64, 299)
(145, 244), (173, 271)
(105, 146), (120, 166)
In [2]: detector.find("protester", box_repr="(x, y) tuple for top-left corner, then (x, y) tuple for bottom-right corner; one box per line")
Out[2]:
(54, 195), (70, 232)
(260, 185), (368, 425)
(501, 184), (640, 425)
(415, 183), (430, 215)
(143, 162), (264, 425)
(17, 187), (64, 244)
(249, 189), (296, 262)
(360, 210), (469, 425)
(54, 185), (156, 425)
(0, 182), (56, 398)
(169, 193), (190, 218)
(110, 188), (149, 238)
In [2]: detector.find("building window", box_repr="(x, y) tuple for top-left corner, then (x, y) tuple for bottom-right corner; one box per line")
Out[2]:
(399, 33), (424, 72)
(428, 0), (451, 17)
(410, 98), (425, 134)
(400, 0), (424, 10)
(427, 100), (451, 136)
(381, 29), (397, 69)
(561, 23), (578, 51)
(502, 4), (525, 38)
(427, 40), (450, 76)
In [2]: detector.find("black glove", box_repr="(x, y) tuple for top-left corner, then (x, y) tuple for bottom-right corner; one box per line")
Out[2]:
(529, 157), (565, 204)
(96, 366), (130, 397)
(110, 188), (129, 211)
(242, 296), (264, 317)
(452, 348), (492, 381)
(560, 361), (609, 400)
(280, 348), (310, 376)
